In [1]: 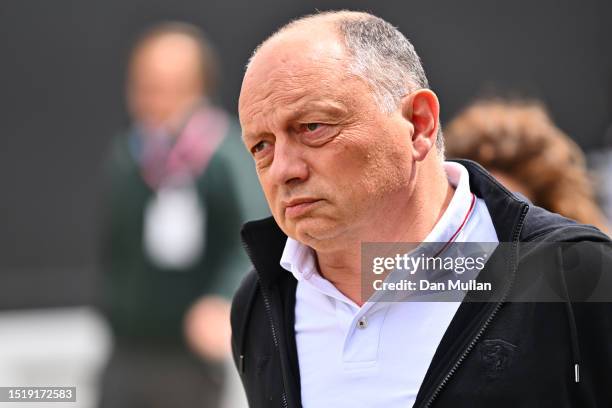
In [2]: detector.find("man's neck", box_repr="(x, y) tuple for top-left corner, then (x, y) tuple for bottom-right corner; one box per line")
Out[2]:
(315, 162), (454, 306)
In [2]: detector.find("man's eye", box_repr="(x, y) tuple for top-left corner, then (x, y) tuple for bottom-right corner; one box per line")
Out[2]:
(302, 123), (321, 132)
(251, 141), (268, 154)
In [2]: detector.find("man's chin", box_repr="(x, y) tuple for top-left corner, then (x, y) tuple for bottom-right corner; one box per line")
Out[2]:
(291, 219), (344, 247)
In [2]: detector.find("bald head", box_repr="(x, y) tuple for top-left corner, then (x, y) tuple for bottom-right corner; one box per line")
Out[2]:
(246, 11), (374, 69)
(243, 10), (442, 152)
(240, 18), (349, 113)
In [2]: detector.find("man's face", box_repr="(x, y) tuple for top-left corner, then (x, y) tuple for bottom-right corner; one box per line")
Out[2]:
(127, 34), (203, 133)
(239, 30), (415, 250)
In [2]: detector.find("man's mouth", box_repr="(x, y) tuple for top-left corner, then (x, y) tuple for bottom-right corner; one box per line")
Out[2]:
(283, 198), (323, 218)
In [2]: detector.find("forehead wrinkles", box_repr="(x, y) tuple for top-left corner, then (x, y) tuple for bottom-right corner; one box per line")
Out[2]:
(240, 58), (349, 128)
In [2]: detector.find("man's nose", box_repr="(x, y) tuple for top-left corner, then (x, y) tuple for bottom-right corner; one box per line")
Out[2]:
(269, 137), (309, 186)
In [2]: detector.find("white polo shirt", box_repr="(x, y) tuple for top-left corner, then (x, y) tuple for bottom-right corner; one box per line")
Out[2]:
(279, 162), (499, 408)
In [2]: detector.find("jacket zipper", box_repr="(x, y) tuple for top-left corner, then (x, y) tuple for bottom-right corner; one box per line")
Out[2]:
(423, 300), (503, 407)
(241, 237), (290, 408)
(423, 205), (528, 408)
(260, 286), (289, 408)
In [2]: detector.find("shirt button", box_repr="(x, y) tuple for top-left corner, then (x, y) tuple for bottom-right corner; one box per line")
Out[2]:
(357, 316), (368, 329)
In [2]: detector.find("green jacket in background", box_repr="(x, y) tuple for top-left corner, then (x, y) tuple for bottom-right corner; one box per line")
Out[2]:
(100, 117), (269, 343)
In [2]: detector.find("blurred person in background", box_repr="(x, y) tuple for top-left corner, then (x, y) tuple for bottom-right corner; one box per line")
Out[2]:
(444, 98), (609, 234)
(588, 111), (612, 224)
(98, 22), (267, 407)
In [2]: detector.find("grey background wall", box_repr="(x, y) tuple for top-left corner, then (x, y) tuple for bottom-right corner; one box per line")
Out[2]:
(1, 0), (611, 308)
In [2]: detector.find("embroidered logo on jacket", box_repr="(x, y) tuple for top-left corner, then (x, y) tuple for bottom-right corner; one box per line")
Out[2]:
(479, 339), (517, 378)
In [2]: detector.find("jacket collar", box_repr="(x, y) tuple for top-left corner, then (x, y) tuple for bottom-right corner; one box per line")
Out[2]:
(452, 159), (529, 241)
(241, 159), (529, 288)
(241, 216), (288, 288)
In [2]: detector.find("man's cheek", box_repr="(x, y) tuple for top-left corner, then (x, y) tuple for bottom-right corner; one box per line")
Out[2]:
(261, 188), (276, 212)
(270, 202), (283, 221)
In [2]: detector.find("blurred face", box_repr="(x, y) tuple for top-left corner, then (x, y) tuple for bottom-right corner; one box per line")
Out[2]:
(127, 33), (204, 132)
(239, 29), (416, 250)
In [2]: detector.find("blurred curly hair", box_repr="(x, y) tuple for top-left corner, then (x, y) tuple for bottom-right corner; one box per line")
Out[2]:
(444, 98), (609, 233)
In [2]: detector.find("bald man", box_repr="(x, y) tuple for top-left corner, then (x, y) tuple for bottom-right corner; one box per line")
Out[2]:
(230, 11), (612, 408)
(99, 23), (267, 408)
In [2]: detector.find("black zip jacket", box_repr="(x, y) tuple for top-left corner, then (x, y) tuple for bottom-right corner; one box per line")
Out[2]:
(231, 160), (612, 407)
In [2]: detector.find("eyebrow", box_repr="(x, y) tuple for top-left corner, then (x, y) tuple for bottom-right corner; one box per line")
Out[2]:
(289, 100), (348, 120)
(243, 99), (348, 142)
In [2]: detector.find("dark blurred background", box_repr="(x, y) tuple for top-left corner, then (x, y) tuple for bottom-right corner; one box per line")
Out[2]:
(1, 0), (611, 309)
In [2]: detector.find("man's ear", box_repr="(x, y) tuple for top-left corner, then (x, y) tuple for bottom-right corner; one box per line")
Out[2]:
(401, 89), (440, 161)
